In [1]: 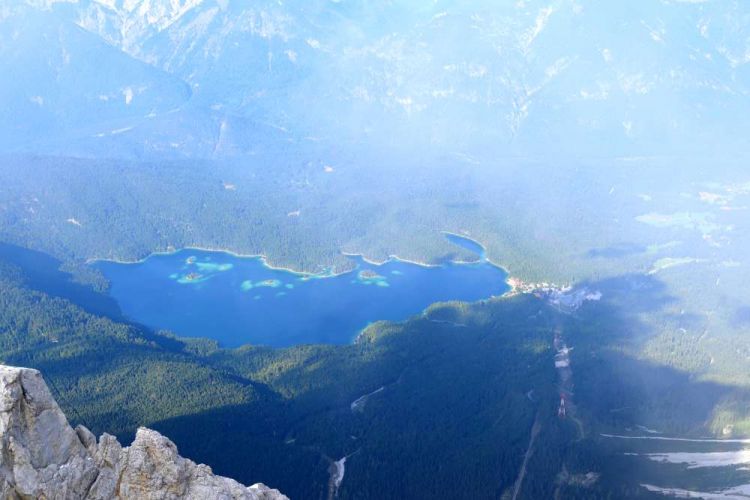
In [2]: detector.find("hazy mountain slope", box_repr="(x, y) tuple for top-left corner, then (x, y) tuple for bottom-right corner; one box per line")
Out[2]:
(0, 2), (191, 155)
(122, 0), (750, 157)
(8, 0), (749, 159)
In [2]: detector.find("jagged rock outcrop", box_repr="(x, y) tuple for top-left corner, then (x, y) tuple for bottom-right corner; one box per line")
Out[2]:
(0, 365), (288, 499)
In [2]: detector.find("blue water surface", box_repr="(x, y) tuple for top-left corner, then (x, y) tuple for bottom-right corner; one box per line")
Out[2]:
(96, 237), (508, 347)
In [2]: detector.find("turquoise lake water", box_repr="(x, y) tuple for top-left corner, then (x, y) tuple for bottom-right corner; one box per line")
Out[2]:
(95, 235), (508, 347)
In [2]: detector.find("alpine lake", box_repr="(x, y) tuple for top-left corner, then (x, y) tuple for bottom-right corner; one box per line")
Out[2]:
(95, 234), (509, 347)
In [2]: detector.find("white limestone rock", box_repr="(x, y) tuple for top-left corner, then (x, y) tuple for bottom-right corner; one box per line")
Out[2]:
(0, 365), (288, 500)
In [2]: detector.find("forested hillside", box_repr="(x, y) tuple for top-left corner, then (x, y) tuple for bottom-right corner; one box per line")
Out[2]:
(3, 228), (749, 497)
(0, 247), (564, 498)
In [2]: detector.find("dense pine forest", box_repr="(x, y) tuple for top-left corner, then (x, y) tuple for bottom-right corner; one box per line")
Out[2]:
(2, 223), (750, 497)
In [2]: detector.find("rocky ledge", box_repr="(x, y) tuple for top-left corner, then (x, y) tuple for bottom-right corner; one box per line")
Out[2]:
(0, 365), (288, 499)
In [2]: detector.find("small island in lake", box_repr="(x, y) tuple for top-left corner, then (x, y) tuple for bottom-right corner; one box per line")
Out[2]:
(358, 269), (385, 280)
(241, 279), (283, 291)
(357, 269), (389, 287)
(174, 272), (208, 284)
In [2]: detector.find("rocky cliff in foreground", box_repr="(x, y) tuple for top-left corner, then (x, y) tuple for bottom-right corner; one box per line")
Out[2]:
(0, 365), (288, 499)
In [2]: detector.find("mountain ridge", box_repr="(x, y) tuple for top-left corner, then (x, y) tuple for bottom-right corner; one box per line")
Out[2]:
(3, 0), (749, 159)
